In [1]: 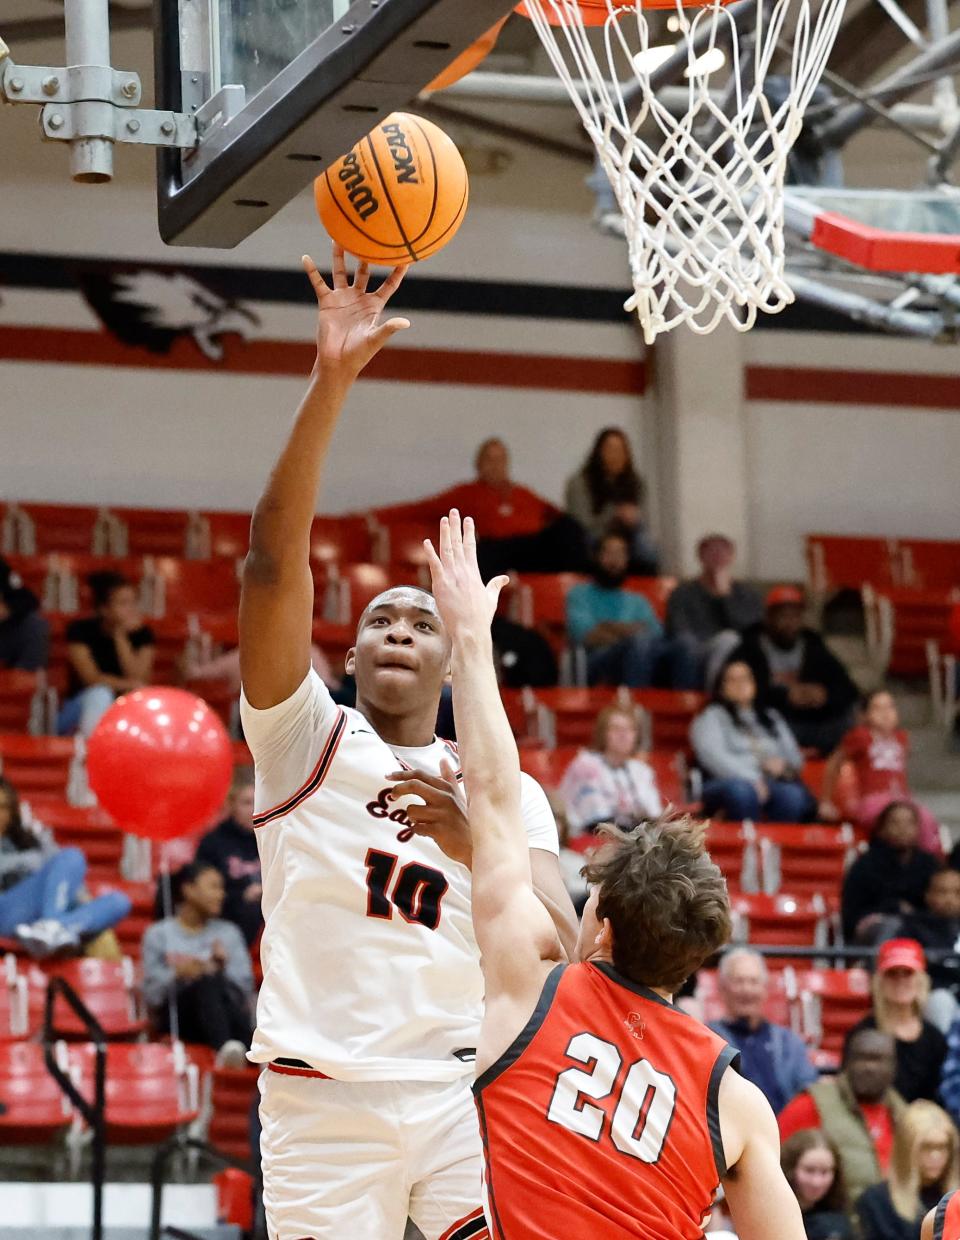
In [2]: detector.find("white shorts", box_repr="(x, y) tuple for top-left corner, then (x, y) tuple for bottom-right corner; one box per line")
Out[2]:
(259, 1066), (489, 1240)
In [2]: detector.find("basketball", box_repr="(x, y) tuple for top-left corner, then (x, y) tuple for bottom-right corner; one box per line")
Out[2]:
(314, 112), (469, 265)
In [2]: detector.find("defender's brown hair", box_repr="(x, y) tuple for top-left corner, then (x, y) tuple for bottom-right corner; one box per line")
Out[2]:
(582, 816), (732, 992)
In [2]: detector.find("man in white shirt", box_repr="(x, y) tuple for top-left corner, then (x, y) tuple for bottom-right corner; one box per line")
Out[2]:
(239, 245), (577, 1240)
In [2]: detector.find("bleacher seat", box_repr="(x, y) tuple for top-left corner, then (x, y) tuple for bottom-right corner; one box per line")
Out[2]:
(183, 676), (237, 731)
(806, 534), (900, 594)
(68, 1040), (200, 1144)
(730, 892), (828, 949)
(328, 563), (405, 625)
(802, 757), (860, 821)
(50, 553), (146, 613)
(148, 556), (240, 618)
(629, 689), (706, 751)
(87, 879), (156, 960)
(866, 586), (960, 678)
(0, 1041), (72, 1143)
(796, 966), (872, 1066)
(0, 734), (77, 798)
(0, 970), (28, 1042)
(4, 553), (57, 609)
(109, 507), (195, 558)
(704, 822), (758, 892)
(312, 620), (355, 672)
(901, 539), (960, 590)
(147, 617), (191, 683)
(11, 503), (110, 555)
(527, 687), (621, 747)
(0, 670), (46, 733)
(207, 1064), (260, 1164)
(310, 515), (374, 566)
(197, 511), (252, 560)
(755, 823), (857, 897)
(518, 746), (579, 792)
(24, 797), (123, 881)
(694, 966), (798, 1027)
(28, 957), (145, 1041)
(371, 519), (433, 573)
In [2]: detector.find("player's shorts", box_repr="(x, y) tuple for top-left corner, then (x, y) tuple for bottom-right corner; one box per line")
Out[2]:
(259, 1065), (489, 1240)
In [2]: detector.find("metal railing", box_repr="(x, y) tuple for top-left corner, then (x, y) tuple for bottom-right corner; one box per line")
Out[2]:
(149, 1134), (257, 1240)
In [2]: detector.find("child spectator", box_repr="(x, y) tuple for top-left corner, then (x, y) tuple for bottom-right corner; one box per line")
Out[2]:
(0, 556), (49, 671)
(564, 427), (658, 573)
(848, 940), (947, 1104)
(856, 1101), (959, 1240)
(842, 804), (941, 944)
(194, 768), (262, 947)
(59, 571), (155, 737)
(781, 1130), (855, 1240)
(559, 703), (662, 837)
(896, 870), (960, 1034)
(691, 659), (817, 822)
(142, 861), (253, 1065)
(0, 776), (130, 957)
(819, 690), (941, 856)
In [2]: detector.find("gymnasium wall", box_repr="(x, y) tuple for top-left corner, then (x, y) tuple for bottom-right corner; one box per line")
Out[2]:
(3, 131), (960, 577)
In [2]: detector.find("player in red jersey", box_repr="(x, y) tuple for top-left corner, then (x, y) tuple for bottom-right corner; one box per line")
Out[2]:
(924, 1191), (960, 1240)
(415, 510), (806, 1240)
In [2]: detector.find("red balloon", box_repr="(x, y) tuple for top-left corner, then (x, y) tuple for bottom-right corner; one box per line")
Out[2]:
(87, 688), (234, 841)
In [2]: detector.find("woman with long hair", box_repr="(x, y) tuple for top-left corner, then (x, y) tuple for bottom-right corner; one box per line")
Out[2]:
(781, 1129), (854, 1240)
(690, 659), (817, 822)
(559, 702), (663, 838)
(0, 776), (131, 957)
(857, 1100), (960, 1240)
(564, 426), (658, 572)
(847, 939), (946, 1103)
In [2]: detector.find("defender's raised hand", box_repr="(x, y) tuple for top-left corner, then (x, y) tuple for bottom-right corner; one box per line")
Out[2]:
(302, 242), (409, 378)
(423, 511), (509, 641)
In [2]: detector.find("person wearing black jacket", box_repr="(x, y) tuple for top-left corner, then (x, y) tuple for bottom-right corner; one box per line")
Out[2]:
(729, 585), (859, 755)
(0, 557), (49, 671)
(896, 869), (960, 1034)
(194, 768), (262, 946)
(842, 803), (941, 945)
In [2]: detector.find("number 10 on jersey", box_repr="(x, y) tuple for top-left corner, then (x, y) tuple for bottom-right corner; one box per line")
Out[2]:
(365, 848), (449, 931)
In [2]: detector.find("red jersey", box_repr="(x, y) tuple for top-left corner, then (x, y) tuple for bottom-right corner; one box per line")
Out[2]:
(933, 1190), (960, 1240)
(842, 726), (910, 799)
(473, 962), (739, 1239)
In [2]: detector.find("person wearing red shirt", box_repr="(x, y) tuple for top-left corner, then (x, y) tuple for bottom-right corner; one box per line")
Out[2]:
(779, 1027), (907, 1208)
(375, 438), (589, 574)
(924, 1189), (960, 1240)
(819, 689), (941, 855)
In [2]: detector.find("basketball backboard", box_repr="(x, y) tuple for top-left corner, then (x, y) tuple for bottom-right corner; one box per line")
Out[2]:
(155, 0), (518, 248)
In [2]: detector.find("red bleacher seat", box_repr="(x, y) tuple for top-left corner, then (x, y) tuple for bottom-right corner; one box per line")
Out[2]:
(24, 797), (123, 881)
(310, 515), (374, 566)
(0, 734), (75, 798)
(50, 554), (146, 613)
(806, 534), (900, 594)
(208, 1064), (260, 1163)
(372, 519), (433, 572)
(527, 687), (620, 746)
(871, 587), (960, 678)
(515, 573), (586, 652)
(68, 1041), (200, 1143)
(149, 556), (240, 618)
(312, 620), (355, 672)
(0, 670), (45, 732)
(730, 892), (827, 948)
(110, 507), (194, 557)
(704, 822), (758, 892)
(645, 749), (691, 810)
(0, 1041), (72, 1143)
(0, 973), (28, 1043)
(200, 511), (251, 560)
(13, 503), (109, 555)
(4, 554), (57, 608)
(802, 757), (860, 821)
(624, 576), (678, 619)
(518, 746), (579, 791)
(148, 617), (190, 684)
(755, 823), (857, 897)
(629, 689), (706, 751)
(328, 563), (404, 625)
(29, 957), (145, 1040)
(183, 677), (236, 731)
(901, 539), (960, 590)
(87, 879), (156, 960)
(694, 966), (797, 1027)
(796, 966), (872, 1063)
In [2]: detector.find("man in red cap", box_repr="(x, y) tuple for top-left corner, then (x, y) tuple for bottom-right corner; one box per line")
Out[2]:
(728, 584), (859, 754)
(846, 938), (947, 1103)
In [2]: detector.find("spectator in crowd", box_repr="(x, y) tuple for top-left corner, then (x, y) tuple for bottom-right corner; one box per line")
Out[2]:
(731, 586), (859, 755)
(0, 556), (49, 671)
(375, 437), (587, 575)
(566, 531), (695, 688)
(195, 768), (262, 947)
(781, 1130), (855, 1240)
(691, 659), (817, 822)
(848, 940), (947, 1104)
(708, 947), (818, 1114)
(842, 803), (941, 945)
(895, 870), (960, 1034)
(856, 1101), (959, 1240)
(559, 703), (663, 837)
(0, 776), (131, 957)
(820, 690), (942, 856)
(58, 571), (155, 737)
(665, 534), (763, 688)
(142, 861), (253, 1065)
(937, 1012), (960, 1129)
(564, 427), (658, 573)
(779, 1028), (907, 1207)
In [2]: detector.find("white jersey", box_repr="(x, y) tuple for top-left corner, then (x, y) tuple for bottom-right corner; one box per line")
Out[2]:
(240, 669), (559, 1083)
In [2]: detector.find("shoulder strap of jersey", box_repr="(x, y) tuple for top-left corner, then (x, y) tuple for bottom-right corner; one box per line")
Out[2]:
(473, 963), (566, 1095)
(708, 1042), (742, 1179)
(935, 1191), (960, 1240)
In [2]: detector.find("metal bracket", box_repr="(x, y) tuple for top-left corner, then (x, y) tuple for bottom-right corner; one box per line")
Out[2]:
(1, 58), (141, 107)
(40, 101), (197, 149)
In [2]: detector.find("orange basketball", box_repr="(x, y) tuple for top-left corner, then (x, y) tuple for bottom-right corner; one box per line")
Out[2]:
(314, 113), (469, 266)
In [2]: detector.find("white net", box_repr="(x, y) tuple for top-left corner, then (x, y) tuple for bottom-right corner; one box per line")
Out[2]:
(522, 0), (847, 342)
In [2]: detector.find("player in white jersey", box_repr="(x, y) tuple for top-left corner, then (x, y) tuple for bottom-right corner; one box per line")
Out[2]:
(239, 244), (578, 1240)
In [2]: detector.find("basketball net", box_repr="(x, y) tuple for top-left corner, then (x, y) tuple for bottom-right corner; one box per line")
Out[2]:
(522, 0), (847, 342)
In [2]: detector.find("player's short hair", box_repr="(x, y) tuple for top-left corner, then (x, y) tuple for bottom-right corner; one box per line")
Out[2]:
(582, 816), (731, 993)
(230, 765), (254, 795)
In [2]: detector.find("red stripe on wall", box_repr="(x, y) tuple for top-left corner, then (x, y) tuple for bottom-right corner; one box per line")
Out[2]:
(0, 326), (646, 394)
(746, 365), (960, 409)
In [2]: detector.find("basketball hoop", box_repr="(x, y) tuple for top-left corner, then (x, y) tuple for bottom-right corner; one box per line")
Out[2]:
(518, 0), (848, 342)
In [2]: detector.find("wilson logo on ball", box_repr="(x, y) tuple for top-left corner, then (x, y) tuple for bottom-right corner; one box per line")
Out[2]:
(382, 121), (420, 185)
(337, 152), (379, 222)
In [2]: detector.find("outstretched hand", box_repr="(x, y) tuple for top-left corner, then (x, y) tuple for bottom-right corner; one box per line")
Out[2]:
(423, 511), (509, 641)
(302, 242), (410, 378)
